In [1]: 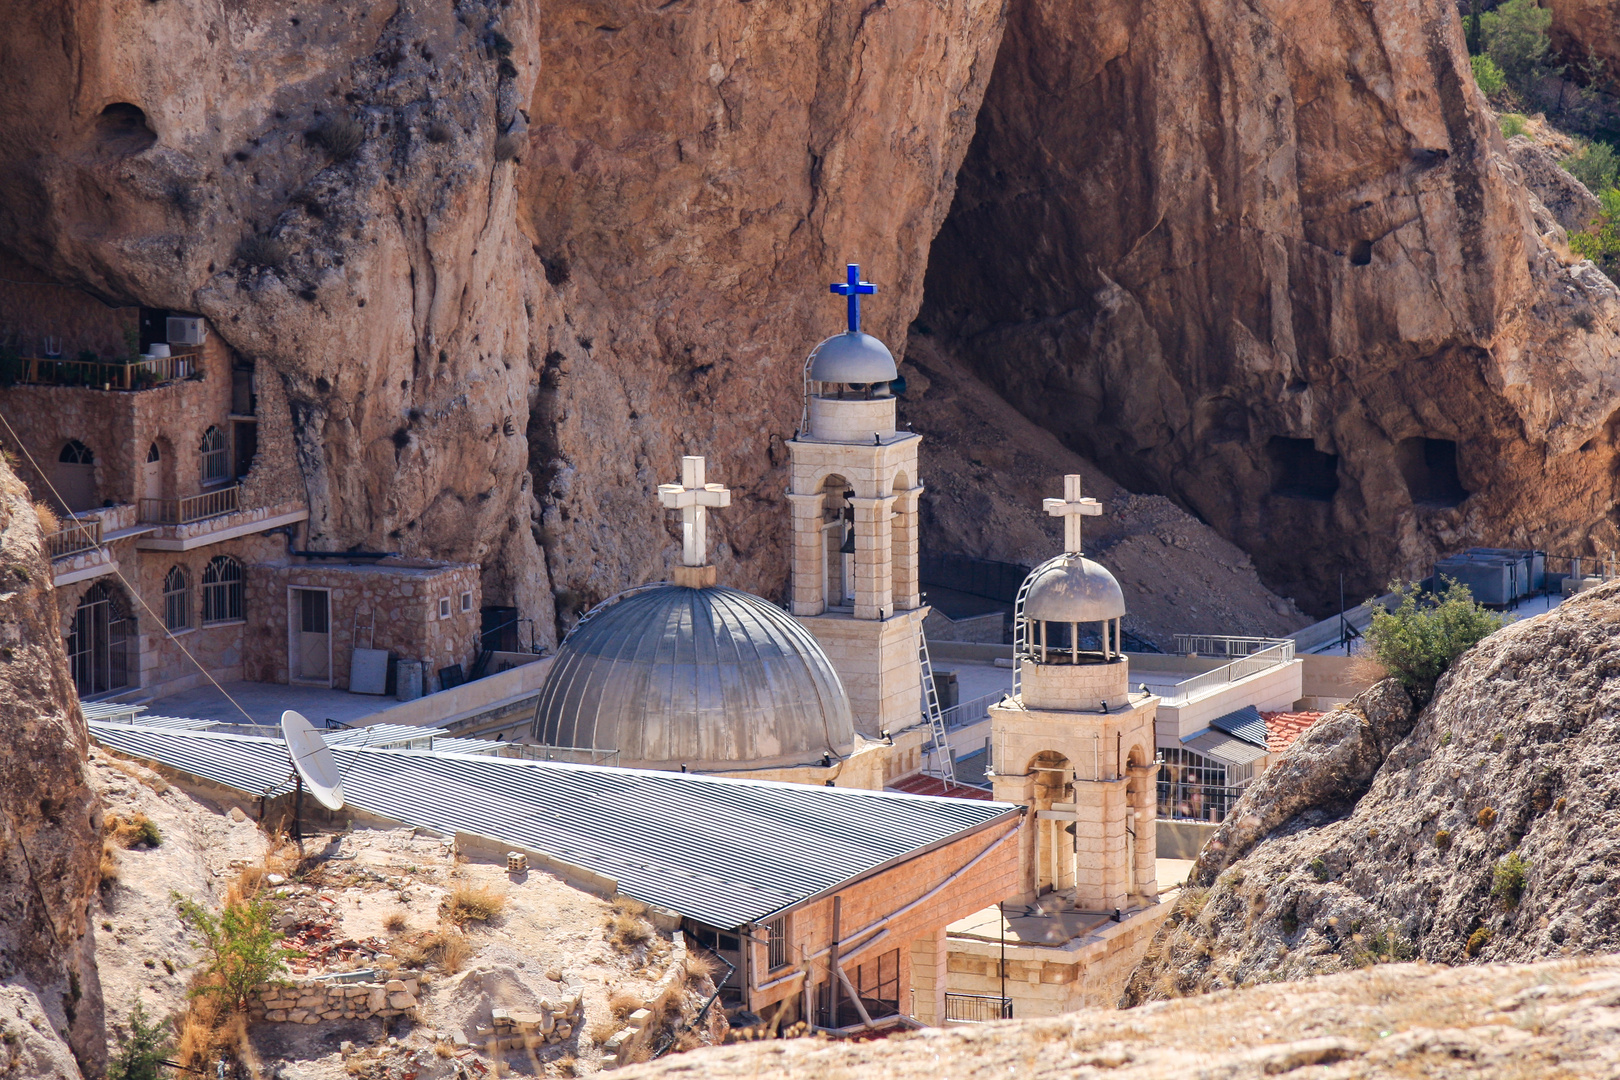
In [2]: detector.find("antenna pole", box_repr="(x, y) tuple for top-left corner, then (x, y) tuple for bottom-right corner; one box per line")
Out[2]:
(293, 770), (303, 842)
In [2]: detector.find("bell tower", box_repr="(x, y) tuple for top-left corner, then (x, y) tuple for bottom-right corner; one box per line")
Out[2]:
(786, 265), (927, 738)
(990, 476), (1159, 913)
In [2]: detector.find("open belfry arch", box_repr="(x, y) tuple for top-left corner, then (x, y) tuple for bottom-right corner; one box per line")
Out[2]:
(990, 475), (1158, 913)
(787, 265), (927, 739)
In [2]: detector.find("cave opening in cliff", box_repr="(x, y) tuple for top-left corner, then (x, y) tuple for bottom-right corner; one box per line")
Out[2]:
(1267, 437), (1339, 501)
(94, 103), (156, 155)
(1397, 437), (1467, 508)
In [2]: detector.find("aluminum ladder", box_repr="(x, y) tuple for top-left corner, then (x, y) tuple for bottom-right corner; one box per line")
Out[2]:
(1010, 569), (1035, 700)
(917, 628), (956, 786)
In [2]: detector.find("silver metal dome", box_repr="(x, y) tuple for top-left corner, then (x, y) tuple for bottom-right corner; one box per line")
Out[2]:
(531, 586), (855, 772)
(1022, 554), (1126, 623)
(808, 332), (897, 384)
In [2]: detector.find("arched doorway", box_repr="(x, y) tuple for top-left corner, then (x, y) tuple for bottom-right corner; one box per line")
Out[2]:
(56, 440), (96, 513)
(820, 474), (853, 608)
(67, 582), (134, 696)
(1028, 750), (1075, 896)
(142, 441), (164, 503)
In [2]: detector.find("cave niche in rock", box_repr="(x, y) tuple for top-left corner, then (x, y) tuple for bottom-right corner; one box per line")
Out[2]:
(1268, 437), (1339, 501)
(94, 103), (156, 155)
(1396, 436), (1467, 508)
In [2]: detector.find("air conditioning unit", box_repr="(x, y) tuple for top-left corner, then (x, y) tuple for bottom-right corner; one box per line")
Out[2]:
(166, 316), (207, 346)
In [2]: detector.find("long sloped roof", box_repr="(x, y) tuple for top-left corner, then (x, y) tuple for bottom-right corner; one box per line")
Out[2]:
(87, 724), (1019, 930)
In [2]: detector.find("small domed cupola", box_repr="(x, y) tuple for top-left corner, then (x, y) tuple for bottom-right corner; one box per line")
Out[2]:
(801, 264), (901, 442)
(1014, 475), (1131, 712)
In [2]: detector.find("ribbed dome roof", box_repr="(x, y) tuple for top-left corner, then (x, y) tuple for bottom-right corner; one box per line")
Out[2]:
(808, 332), (898, 384)
(531, 586), (855, 772)
(1022, 554), (1126, 623)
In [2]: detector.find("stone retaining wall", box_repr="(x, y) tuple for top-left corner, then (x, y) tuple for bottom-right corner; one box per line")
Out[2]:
(248, 975), (421, 1025)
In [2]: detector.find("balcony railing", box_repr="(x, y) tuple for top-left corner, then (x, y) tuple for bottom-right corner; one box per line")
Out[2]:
(1172, 634), (1292, 659)
(140, 485), (239, 526)
(45, 518), (101, 559)
(1159, 639), (1296, 705)
(944, 993), (1012, 1023)
(12, 349), (198, 391)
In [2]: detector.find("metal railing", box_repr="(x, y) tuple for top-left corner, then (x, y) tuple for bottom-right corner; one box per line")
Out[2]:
(45, 518), (101, 559)
(1172, 634), (1291, 658)
(1156, 778), (1248, 823)
(1159, 639), (1295, 705)
(939, 691), (1005, 731)
(944, 992), (1012, 1023)
(139, 484), (239, 526)
(16, 349), (198, 390)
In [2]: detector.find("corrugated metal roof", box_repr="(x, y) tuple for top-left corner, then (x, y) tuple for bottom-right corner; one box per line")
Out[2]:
(1183, 726), (1268, 766)
(87, 711), (220, 731)
(1209, 704), (1268, 748)
(87, 724), (1020, 930)
(323, 725), (448, 749)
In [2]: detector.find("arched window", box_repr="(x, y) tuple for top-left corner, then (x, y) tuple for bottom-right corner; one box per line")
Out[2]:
(163, 566), (190, 631)
(60, 440), (94, 464)
(200, 426), (228, 486)
(201, 555), (243, 624)
(146, 442), (160, 464)
(67, 582), (133, 696)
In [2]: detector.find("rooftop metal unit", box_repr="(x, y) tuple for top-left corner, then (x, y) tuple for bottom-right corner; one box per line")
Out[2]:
(1433, 548), (1543, 606)
(87, 723), (1020, 930)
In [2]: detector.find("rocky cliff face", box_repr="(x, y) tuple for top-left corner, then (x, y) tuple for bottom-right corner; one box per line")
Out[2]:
(919, 0), (1620, 614)
(0, 471), (104, 1078)
(1124, 583), (1620, 1003)
(0, 0), (1004, 640)
(1546, 0), (1620, 74)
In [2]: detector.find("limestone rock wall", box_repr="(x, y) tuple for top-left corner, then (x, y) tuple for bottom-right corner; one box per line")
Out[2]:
(918, 0), (1620, 614)
(1546, 0), (1620, 74)
(0, 0), (1007, 642)
(1123, 582), (1620, 1003)
(0, 463), (105, 1078)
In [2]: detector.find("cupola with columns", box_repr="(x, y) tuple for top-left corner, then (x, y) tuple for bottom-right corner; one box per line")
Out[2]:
(989, 475), (1158, 914)
(786, 264), (927, 741)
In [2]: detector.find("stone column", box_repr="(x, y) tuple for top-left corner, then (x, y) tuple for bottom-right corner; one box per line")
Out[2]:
(786, 492), (827, 616)
(1129, 762), (1159, 902)
(908, 930), (949, 1026)
(891, 485), (924, 611)
(849, 495), (896, 620)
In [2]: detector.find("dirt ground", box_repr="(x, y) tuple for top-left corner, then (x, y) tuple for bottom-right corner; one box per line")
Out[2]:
(90, 748), (700, 1078)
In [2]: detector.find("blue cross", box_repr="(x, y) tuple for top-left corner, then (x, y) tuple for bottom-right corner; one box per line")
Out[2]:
(829, 263), (876, 334)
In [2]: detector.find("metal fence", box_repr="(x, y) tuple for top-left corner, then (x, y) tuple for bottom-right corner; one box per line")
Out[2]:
(1172, 634), (1291, 659)
(1155, 776), (1248, 823)
(944, 992), (1012, 1023)
(140, 484), (240, 526)
(46, 518), (101, 559)
(1159, 639), (1295, 705)
(939, 691), (1005, 731)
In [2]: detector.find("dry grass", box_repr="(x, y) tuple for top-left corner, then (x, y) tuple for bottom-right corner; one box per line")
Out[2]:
(105, 812), (162, 848)
(587, 1017), (621, 1045)
(225, 864), (266, 907)
(383, 910), (409, 934)
(1344, 653), (1388, 687)
(440, 881), (507, 926)
(175, 990), (233, 1073)
(393, 930), (473, 974)
(606, 897), (654, 953)
(608, 988), (643, 1020)
(98, 842), (119, 892)
(31, 501), (59, 534)
(682, 948), (722, 981)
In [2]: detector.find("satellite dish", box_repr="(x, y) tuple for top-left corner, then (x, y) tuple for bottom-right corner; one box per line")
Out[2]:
(281, 710), (346, 811)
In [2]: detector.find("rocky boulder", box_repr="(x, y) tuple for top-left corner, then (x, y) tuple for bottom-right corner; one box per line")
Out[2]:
(1125, 582), (1620, 1004)
(0, 468), (105, 1077)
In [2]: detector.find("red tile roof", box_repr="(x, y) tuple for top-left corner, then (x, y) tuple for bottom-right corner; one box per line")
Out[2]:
(1263, 711), (1325, 755)
(886, 774), (995, 800)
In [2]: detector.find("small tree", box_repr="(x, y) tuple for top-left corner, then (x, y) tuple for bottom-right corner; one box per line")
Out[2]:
(107, 999), (171, 1080)
(1563, 140), (1620, 195)
(1481, 0), (1555, 90)
(1569, 187), (1620, 284)
(1364, 579), (1508, 698)
(1472, 54), (1506, 96)
(172, 892), (299, 1012)
(1493, 850), (1530, 910)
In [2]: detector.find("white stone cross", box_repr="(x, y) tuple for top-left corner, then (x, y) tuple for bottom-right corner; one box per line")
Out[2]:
(658, 455), (731, 567)
(1043, 474), (1101, 554)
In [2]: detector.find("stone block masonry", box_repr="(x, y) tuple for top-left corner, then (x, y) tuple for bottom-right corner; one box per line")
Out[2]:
(250, 975), (423, 1024)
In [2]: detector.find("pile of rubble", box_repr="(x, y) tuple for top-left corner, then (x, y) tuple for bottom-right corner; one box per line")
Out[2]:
(480, 982), (585, 1051)
(249, 973), (421, 1024)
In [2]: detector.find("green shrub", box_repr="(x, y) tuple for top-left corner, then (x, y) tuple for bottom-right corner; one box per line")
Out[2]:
(1435, 829), (1452, 851)
(1309, 857), (1330, 883)
(1473, 54), (1507, 96)
(1569, 186), (1620, 284)
(1497, 112), (1526, 138)
(1563, 140), (1620, 194)
(1364, 580), (1508, 698)
(1481, 0), (1554, 88)
(1492, 851), (1530, 909)
(1353, 925), (1416, 967)
(107, 998), (171, 1080)
(172, 892), (299, 1011)
(1466, 927), (1492, 957)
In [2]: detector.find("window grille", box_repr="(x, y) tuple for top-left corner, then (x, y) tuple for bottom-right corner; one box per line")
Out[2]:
(59, 440), (94, 464)
(200, 426), (228, 486)
(1156, 747), (1248, 823)
(201, 555), (243, 623)
(146, 442), (160, 463)
(766, 916), (788, 970)
(68, 582), (132, 696)
(163, 566), (190, 631)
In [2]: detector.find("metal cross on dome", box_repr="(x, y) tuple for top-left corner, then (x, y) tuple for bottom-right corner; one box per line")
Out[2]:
(658, 456), (732, 567)
(1043, 474), (1102, 555)
(830, 263), (876, 334)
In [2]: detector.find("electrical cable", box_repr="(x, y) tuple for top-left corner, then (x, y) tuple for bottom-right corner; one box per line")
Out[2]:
(0, 410), (258, 725)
